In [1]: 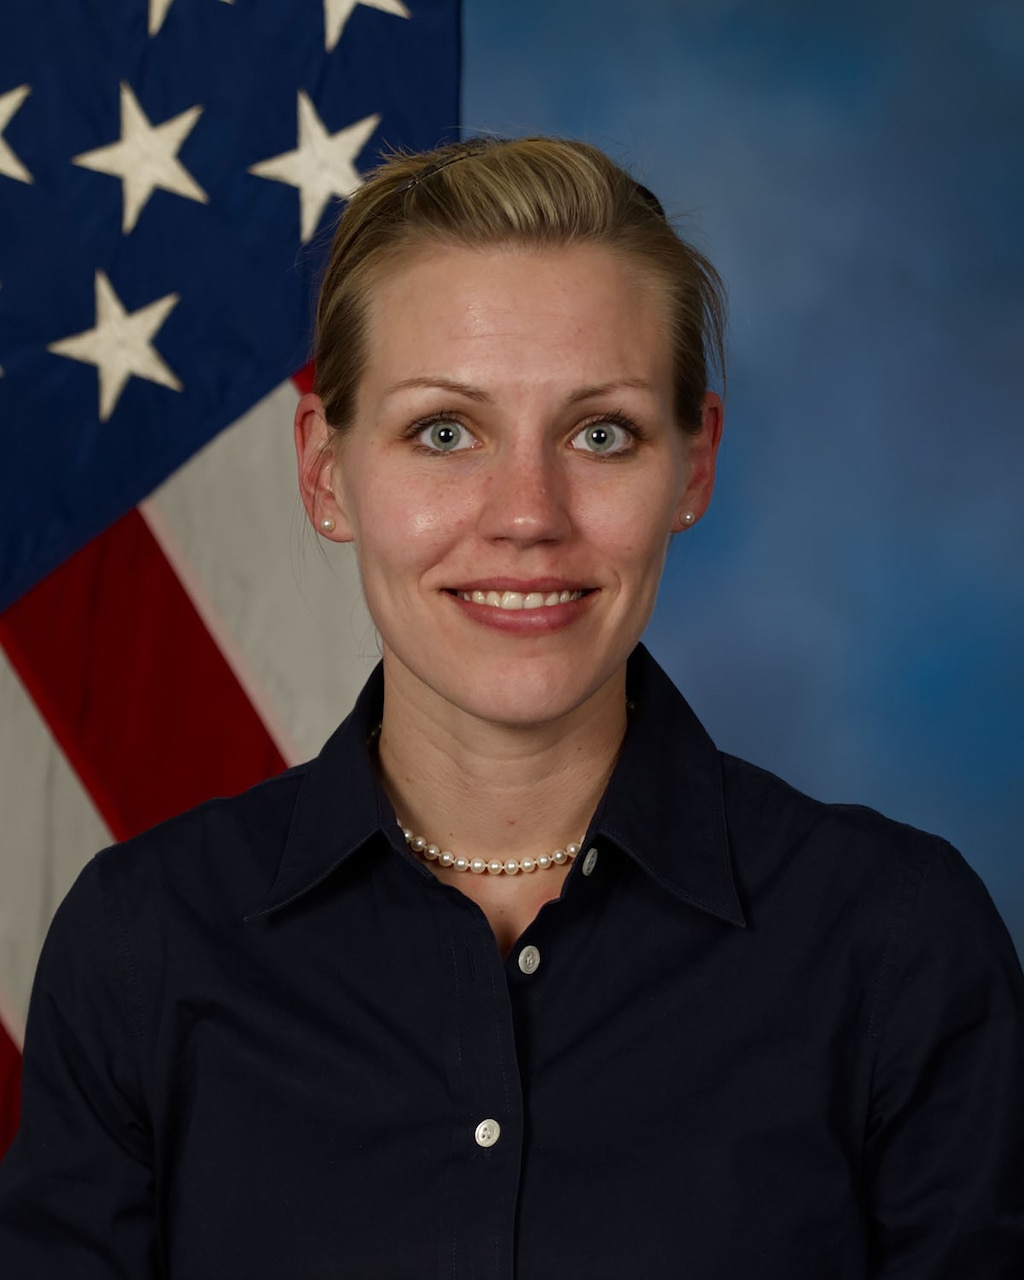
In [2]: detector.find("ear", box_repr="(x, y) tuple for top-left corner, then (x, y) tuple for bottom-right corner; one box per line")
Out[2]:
(672, 392), (724, 532)
(294, 392), (354, 542)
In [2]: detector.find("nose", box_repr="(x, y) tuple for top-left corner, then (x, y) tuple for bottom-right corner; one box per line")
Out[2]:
(476, 442), (572, 545)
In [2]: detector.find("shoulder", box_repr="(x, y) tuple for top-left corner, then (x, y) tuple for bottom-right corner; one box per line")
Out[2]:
(28, 762), (314, 1053)
(89, 760), (312, 924)
(719, 751), (1022, 1026)
(720, 749), (955, 881)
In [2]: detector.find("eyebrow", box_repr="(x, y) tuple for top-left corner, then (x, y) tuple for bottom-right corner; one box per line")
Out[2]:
(564, 378), (656, 404)
(385, 377), (491, 402)
(384, 376), (656, 403)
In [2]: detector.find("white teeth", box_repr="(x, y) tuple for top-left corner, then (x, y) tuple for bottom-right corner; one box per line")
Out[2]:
(457, 589), (585, 610)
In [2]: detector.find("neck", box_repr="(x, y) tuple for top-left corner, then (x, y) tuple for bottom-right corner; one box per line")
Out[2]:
(376, 657), (627, 862)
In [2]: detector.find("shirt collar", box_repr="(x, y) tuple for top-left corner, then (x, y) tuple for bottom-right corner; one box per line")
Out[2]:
(247, 645), (745, 928)
(245, 664), (390, 920)
(596, 645), (746, 927)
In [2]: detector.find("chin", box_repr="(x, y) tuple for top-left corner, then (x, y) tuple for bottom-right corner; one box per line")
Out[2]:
(379, 611), (640, 730)
(443, 650), (627, 730)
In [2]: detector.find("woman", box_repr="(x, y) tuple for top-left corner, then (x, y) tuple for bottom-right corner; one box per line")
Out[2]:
(1, 137), (1022, 1277)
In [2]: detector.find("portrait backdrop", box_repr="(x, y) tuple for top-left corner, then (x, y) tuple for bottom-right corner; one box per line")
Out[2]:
(0, 0), (1020, 1156)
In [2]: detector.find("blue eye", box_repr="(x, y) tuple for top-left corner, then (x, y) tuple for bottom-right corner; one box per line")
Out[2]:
(571, 420), (633, 455)
(418, 419), (473, 452)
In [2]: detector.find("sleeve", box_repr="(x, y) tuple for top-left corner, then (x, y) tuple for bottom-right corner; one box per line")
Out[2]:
(0, 855), (158, 1277)
(864, 840), (1024, 1277)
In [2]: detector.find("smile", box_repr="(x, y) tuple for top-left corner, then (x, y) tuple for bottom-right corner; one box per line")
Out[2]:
(454, 589), (586, 610)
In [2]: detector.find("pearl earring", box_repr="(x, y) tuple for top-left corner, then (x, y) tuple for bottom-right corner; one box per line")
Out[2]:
(681, 511), (695, 527)
(320, 515), (336, 534)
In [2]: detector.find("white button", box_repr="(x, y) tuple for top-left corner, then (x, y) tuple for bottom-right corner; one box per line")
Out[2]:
(474, 1118), (501, 1148)
(518, 944), (541, 975)
(581, 847), (599, 876)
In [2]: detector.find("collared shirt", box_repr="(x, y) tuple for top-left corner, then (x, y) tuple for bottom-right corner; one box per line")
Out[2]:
(1, 645), (1022, 1278)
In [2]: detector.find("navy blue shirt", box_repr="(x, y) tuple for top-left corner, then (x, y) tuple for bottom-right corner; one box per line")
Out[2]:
(2, 646), (1022, 1277)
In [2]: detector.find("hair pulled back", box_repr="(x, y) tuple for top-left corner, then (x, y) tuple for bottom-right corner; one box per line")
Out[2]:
(314, 136), (726, 434)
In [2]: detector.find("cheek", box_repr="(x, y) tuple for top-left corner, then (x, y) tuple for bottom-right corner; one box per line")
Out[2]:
(408, 507), (454, 538)
(580, 479), (679, 563)
(351, 479), (468, 575)
(391, 475), (480, 539)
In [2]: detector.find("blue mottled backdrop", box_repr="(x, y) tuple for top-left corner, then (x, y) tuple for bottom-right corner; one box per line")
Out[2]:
(463, 0), (1024, 953)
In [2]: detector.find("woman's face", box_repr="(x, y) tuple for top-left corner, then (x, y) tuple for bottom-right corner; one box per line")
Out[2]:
(298, 241), (721, 730)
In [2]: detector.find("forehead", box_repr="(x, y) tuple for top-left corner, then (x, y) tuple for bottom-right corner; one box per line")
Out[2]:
(359, 241), (674, 396)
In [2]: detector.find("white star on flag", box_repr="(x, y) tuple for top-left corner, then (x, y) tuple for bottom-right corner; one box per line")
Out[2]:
(323, 0), (409, 53)
(248, 93), (379, 243)
(0, 85), (33, 185)
(72, 83), (207, 235)
(149, 0), (174, 36)
(47, 271), (183, 422)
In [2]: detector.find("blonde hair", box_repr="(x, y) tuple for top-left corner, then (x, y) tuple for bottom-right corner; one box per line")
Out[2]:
(314, 136), (726, 433)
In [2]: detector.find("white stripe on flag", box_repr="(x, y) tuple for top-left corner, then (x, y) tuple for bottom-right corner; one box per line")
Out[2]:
(146, 379), (377, 764)
(0, 651), (112, 1032)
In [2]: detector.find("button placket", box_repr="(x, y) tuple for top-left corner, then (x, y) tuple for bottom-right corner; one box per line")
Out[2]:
(437, 916), (522, 1279)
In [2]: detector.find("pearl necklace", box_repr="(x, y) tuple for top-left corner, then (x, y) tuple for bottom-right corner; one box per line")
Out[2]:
(399, 821), (582, 876)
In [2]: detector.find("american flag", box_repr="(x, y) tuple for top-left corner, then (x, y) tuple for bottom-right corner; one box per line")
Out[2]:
(0, 0), (460, 1159)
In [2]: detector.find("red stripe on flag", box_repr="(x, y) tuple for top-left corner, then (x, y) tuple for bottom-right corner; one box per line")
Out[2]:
(0, 508), (287, 843)
(0, 1024), (20, 1157)
(293, 360), (315, 395)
